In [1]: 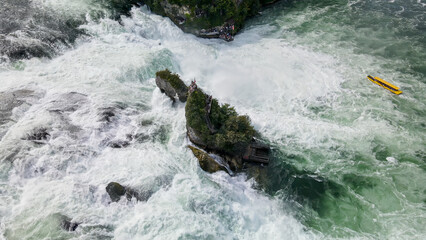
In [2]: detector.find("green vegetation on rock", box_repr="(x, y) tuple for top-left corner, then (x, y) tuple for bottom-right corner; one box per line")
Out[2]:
(156, 69), (187, 93)
(185, 88), (255, 155)
(155, 69), (188, 102)
(143, 0), (279, 34)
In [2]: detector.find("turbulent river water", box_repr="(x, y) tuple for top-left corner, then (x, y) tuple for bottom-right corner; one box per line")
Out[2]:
(0, 0), (425, 239)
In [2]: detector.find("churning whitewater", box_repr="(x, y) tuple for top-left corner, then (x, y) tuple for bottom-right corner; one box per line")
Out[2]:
(1, 0), (425, 239)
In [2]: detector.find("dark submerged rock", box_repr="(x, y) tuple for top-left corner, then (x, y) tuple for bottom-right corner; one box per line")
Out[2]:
(0, 0), (86, 61)
(0, 0), (146, 61)
(106, 182), (126, 202)
(99, 107), (116, 123)
(23, 127), (50, 142)
(155, 69), (188, 102)
(106, 182), (146, 202)
(108, 140), (130, 148)
(57, 214), (79, 232)
(0, 89), (37, 125)
(47, 92), (88, 113)
(60, 218), (79, 232)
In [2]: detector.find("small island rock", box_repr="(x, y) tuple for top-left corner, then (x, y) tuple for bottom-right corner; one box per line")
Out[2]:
(155, 69), (188, 102)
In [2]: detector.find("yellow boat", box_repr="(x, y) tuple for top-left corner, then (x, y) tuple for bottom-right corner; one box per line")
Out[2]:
(367, 75), (402, 95)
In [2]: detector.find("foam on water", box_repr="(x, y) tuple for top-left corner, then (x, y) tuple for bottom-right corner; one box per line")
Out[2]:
(1, 2), (425, 240)
(0, 6), (318, 240)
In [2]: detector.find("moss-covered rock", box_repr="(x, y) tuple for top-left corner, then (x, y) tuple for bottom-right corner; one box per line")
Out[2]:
(143, 0), (280, 40)
(188, 145), (227, 173)
(153, 69), (269, 174)
(106, 182), (126, 202)
(185, 87), (257, 172)
(155, 69), (188, 102)
(185, 88), (255, 156)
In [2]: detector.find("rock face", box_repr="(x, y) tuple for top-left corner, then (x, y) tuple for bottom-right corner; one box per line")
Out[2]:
(155, 69), (188, 102)
(106, 182), (141, 202)
(143, 0), (280, 41)
(185, 87), (258, 172)
(60, 217), (79, 232)
(187, 125), (207, 148)
(188, 145), (227, 173)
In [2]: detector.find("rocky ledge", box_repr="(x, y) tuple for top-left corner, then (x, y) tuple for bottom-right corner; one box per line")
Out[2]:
(143, 0), (280, 41)
(155, 69), (188, 102)
(155, 69), (270, 174)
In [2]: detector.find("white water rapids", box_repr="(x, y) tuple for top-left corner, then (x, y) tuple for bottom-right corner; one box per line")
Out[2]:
(0, 5), (322, 240)
(1, 1), (425, 239)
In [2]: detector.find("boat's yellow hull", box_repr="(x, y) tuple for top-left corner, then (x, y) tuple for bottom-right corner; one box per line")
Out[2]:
(367, 75), (402, 95)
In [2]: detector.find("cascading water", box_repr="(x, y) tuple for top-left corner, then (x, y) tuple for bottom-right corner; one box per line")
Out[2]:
(0, 0), (425, 239)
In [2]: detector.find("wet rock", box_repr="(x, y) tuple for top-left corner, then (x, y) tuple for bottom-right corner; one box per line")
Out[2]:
(0, 0), (85, 61)
(186, 125), (207, 148)
(223, 154), (243, 172)
(136, 189), (154, 202)
(47, 92), (87, 113)
(245, 162), (269, 187)
(99, 107), (116, 123)
(185, 86), (261, 173)
(60, 218), (79, 232)
(106, 182), (144, 202)
(133, 133), (150, 143)
(98, 104), (126, 123)
(155, 69), (188, 102)
(108, 140), (130, 148)
(188, 145), (227, 173)
(0, 89), (37, 124)
(106, 182), (126, 202)
(0, 89), (44, 142)
(53, 213), (80, 232)
(23, 127), (50, 142)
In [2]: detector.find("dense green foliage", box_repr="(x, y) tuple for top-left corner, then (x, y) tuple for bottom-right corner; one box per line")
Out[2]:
(185, 89), (210, 139)
(97, 0), (141, 17)
(144, 0), (276, 31)
(156, 69), (187, 92)
(185, 88), (255, 154)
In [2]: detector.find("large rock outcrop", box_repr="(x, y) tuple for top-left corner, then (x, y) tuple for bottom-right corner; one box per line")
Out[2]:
(185, 87), (257, 171)
(143, 0), (280, 41)
(154, 69), (269, 174)
(155, 69), (188, 102)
